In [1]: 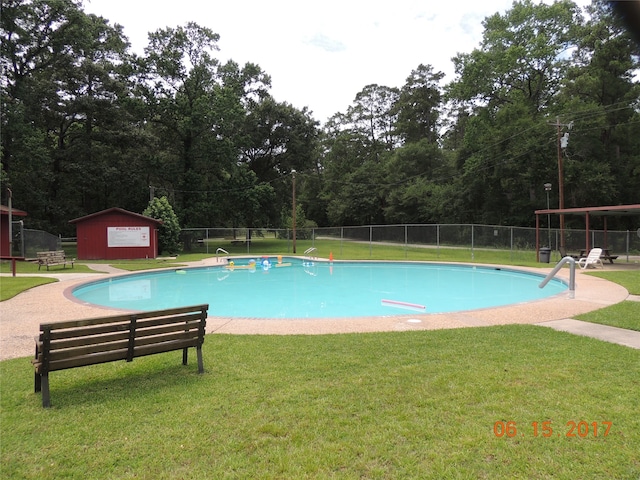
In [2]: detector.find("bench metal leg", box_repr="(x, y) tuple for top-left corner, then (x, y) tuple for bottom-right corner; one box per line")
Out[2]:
(182, 347), (188, 366)
(197, 345), (204, 374)
(41, 373), (51, 408)
(34, 343), (41, 392)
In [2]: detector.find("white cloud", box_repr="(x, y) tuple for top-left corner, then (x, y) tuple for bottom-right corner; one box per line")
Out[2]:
(83, 0), (587, 122)
(305, 33), (347, 53)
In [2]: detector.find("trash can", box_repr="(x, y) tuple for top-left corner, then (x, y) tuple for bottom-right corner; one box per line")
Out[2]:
(539, 247), (551, 263)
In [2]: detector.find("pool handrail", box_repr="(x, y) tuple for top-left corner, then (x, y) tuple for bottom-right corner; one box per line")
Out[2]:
(216, 248), (229, 262)
(539, 256), (575, 299)
(304, 247), (317, 257)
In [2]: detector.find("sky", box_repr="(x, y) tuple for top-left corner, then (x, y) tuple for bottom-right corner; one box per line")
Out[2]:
(83, 0), (574, 123)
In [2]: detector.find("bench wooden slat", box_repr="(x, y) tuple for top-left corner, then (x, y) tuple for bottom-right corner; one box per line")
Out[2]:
(48, 322), (130, 340)
(35, 332), (202, 370)
(45, 349), (131, 371)
(33, 304), (208, 407)
(41, 305), (204, 331)
(36, 320), (203, 363)
(37, 250), (74, 271)
(47, 329), (130, 346)
(131, 338), (201, 359)
(46, 313), (203, 341)
(37, 340), (130, 367)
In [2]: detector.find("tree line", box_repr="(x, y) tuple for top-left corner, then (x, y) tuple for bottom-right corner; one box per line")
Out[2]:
(2, 0), (639, 237)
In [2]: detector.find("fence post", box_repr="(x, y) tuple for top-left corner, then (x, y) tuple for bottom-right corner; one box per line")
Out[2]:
(437, 224), (440, 257)
(404, 225), (408, 259)
(510, 227), (514, 261)
(340, 227), (344, 255)
(369, 226), (373, 258)
(471, 224), (475, 260)
(19, 220), (24, 258)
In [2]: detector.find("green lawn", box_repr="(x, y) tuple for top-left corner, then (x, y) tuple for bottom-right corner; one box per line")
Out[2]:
(197, 238), (547, 266)
(573, 270), (640, 331)
(576, 301), (640, 332)
(584, 270), (640, 295)
(2, 242), (639, 477)
(1, 326), (638, 479)
(0, 276), (58, 301)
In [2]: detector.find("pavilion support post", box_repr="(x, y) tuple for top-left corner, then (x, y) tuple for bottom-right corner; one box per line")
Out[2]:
(585, 213), (590, 252)
(535, 214), (540, 262)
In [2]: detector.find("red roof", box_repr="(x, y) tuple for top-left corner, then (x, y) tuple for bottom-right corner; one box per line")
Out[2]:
(0, 205), (27, 217)
(69, 207), (162, 224)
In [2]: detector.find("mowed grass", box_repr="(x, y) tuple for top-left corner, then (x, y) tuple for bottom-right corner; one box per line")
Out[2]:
(584, 270), (640, 295)
(2, 240), (639, 477)
(201, 237), (546, 266)
(0, 276), (58, 301)
(1, 326), (639, 479)
(574, 270), (640, 331)
(576, 301), (640, 331)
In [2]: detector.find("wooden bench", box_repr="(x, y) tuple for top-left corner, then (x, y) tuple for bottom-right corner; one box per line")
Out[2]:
(37, 250), (75, 270)
(32, 304), (208, 407)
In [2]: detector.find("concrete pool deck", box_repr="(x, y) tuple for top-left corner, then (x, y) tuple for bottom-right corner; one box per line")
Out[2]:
(1, 257), (639, 360)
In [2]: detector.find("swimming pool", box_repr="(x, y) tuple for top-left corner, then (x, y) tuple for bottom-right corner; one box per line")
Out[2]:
(72, 259), (568, 318)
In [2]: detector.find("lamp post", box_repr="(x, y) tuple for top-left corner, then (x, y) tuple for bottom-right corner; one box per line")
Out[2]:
(544, 182), (552, 248)
(292, 170), (296, 254)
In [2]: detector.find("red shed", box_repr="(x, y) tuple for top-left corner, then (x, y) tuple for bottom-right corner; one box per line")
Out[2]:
(70, 208), (162, 260)
(1, 204), (28, 258)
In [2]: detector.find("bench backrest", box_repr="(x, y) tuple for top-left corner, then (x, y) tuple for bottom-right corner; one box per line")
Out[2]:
(37, 250), (65, 257)
(34, 304), (208, 373)
(37, 251), (66, 261)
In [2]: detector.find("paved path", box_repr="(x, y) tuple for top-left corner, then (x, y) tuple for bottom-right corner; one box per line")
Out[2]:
(536, 318), (640, 350)
(537, 294), (640, 349)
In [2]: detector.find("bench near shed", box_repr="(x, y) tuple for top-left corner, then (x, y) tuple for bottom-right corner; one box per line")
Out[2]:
(32, 304), (208, 407)
(37, 250), (75, 270)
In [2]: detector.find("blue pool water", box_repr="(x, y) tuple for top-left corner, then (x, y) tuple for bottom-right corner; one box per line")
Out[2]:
(72, 259), (568, 318)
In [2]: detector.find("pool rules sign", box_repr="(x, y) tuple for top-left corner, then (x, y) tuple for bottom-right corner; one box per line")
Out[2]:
(107, 226), (150, 247)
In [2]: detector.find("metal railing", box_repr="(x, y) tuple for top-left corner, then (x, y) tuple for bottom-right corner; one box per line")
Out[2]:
(539, 256), (576, 299)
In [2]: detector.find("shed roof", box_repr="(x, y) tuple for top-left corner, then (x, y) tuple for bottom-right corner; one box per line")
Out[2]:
(0, 205), (28, 217)
(69, 207), (162, 224)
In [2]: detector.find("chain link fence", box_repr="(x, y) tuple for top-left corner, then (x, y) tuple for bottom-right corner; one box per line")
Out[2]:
(8, 222), (636, 261)
(180, 224), (640, 260)
(10, 221), (61, 258)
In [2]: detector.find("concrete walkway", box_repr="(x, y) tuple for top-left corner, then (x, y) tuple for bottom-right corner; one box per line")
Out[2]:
(537, 294), (640, 349)
(536, 318), (640, 350)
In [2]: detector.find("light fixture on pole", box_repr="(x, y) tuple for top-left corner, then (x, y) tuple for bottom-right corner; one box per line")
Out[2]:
(544, 183), (552, 248)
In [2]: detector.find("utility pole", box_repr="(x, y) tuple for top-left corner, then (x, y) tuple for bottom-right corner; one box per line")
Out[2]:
(7, 187), (12, 255)
(292, 170), (296, 254)
(549, 117), (572, 250)
(544, 182), (552, 248)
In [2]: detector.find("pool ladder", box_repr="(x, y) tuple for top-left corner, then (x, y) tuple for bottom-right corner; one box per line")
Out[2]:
(304, 247), (317, 259)
(539, 256), (576, 299)
(216, 248), (229, 264)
